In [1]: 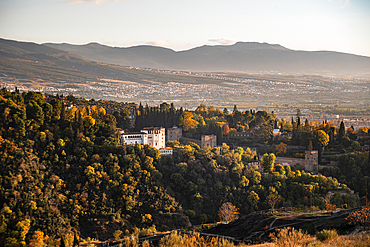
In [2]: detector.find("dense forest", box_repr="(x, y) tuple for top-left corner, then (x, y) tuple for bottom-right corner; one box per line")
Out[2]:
(0, 88), (368, 246)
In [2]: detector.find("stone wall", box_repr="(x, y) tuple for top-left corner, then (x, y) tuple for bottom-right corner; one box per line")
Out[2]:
(275, 157), (305, 166)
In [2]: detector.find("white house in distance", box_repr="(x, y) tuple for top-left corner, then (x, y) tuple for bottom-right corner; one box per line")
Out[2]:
(119, 127), (170, 155)
(141, 127), (166, 150)
(119, 131), (148, 145)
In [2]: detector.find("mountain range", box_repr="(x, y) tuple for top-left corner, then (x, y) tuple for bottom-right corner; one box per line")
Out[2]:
(44, 41), (370, 77)
(1, 38), (370, 79)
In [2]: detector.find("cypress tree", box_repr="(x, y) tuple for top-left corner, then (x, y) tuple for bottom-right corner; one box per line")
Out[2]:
(73, 232), (79, 247)
(60, 236), (66, 247)
(338, 121), (345, 140)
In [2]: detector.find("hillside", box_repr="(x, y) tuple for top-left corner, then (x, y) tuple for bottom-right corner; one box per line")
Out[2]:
(204, 209), (356, 243)
(44, 41), (370, 77)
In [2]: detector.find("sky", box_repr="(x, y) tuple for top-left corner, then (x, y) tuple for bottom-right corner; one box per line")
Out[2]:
(0, 0), (370, 56)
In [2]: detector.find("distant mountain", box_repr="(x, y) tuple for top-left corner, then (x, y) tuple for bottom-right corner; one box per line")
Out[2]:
(0, 38), (153, 83)
(0, 38), (237, 85)
(44, 41), (370, 77)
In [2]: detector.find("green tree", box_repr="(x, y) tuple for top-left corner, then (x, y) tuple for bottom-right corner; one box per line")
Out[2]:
(261, 153), (276, 173)
(26, 101), (44, 127)
(338, 121), (346, 140)
(247, 191), (260, 211)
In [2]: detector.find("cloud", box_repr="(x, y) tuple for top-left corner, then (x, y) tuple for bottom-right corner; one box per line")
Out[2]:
(66, 0), (120, 5)
(207, 38), (236, 46)
(145, 40), (171, 47)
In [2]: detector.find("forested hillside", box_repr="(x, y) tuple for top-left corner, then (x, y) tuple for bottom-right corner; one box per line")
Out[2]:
(0, 88), (185, 245)
(0, 89), (365, 246)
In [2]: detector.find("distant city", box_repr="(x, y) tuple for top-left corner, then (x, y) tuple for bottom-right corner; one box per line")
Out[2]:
(1, 66), (369, 129)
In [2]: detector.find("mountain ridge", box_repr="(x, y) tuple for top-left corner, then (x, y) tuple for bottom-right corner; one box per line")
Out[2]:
(1, 37), (370, 78)
(43, 40), (370, 76)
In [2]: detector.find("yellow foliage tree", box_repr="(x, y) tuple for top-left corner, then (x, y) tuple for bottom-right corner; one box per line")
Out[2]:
(275, 142), (287, 156)
(317, 130), (329, 147)
(182, 112), (197, 132)
(29, 231), (49, 247)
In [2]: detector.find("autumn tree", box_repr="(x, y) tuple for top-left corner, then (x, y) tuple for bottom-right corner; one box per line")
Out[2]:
(218, 202), (240, 222)
(275, 142), (287, 156)
(182, 112), (197, 132)
(29, 231), (49, 247)
(346, 206), (370, 229)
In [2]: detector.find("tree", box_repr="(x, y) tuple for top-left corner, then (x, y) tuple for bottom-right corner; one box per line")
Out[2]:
(26, 101), (44, 127)
(60, 236), (66, 247)
(222, 124), (230, 136)
(317, 130), (329, 148)
(346, 206), (370, 229)
(218, 202), (240, 222)
(113, 109), (130, 129)
(247, 191), (260, 211)
(296, 109), (301, 127)
(113, 230), (122, 241)
(73, 232), (79, 247)
(261, 153), (276, 173)
(29, 231), (49, 247)
(351, 141), (361, 151)
(338, 121), (346, 140)
(275, 142), (287, 156)
(266, 194), (281, 212)
(182, 112), (197, 131)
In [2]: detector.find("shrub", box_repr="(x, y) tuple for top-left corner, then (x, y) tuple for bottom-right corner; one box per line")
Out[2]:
(270, 227), (311, 247)
(113, 230), (122, 241)
(316, 229), (338, 242)
(139, 225), (157, 237)
(158, 231), (238, 247)
(346, 206), (370, 229)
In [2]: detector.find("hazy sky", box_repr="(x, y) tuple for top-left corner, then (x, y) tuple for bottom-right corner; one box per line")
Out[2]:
(1, 0), (369, 56)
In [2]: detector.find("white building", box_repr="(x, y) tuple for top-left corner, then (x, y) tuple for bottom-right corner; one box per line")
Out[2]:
(119, 127), (165, 150)
(160, 147), (173, 156)
(142, 127), (166, 149)
(120, 132), (148, 145)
